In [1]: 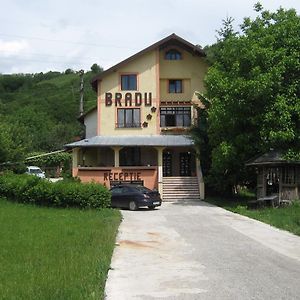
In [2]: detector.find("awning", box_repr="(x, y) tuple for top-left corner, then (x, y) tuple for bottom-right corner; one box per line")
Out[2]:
(65, 135), (194, 148)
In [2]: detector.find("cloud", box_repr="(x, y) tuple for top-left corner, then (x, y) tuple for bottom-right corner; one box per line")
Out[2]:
(0, 40), (29, 57)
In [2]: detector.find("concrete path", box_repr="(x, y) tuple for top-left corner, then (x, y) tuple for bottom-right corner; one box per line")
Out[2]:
(105, 201), (300, 300)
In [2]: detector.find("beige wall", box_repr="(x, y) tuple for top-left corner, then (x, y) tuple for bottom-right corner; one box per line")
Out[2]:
(159, 48), (207, 101)
(94, 46), (208, 137)
(98, 50), (159, 136)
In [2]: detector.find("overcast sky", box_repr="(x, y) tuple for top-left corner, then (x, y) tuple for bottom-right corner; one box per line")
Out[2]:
(0, 0), (299, 74)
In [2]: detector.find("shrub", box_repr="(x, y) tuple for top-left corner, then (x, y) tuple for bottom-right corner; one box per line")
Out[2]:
(0, 173), (111, 209)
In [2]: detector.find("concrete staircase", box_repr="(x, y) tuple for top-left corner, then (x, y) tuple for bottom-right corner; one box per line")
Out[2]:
(162, 176), (201, 202)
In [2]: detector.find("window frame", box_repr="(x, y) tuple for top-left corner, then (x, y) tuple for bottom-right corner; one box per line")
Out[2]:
(168, 79), (183, 93)
(116, 108), (141, 128)
(120, 74), (138, 91)
(165, 49), (182, 60)
(160, 107), (191, 127)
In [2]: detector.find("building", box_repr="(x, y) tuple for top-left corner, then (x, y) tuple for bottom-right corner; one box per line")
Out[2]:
(66, 34), (208, 201)
(246, 150), (300, 202)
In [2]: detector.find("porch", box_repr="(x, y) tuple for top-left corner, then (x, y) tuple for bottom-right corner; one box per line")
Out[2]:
(66, 135), (205, 199)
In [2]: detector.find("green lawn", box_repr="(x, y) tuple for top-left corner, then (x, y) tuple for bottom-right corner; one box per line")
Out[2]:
(205, 197), (300, 236)
(0, 198), (121, 300)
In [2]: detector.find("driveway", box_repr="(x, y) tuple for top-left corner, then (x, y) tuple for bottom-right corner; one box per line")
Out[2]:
(105, 201), (300, 300)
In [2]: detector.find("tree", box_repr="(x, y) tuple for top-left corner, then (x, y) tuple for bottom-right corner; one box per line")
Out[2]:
(65, 68), (75, 74)
(90, 63), (103, 74)
(0, 120), (29, 165)
(201, 3), (300, 194)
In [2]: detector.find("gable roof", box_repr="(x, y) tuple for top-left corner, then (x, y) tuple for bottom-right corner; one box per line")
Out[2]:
(246, 150), (300, 166)
(91, 33), (206, 91)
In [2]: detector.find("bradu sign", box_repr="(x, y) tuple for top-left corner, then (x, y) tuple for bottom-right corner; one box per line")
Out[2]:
(105, 92), (152, 107)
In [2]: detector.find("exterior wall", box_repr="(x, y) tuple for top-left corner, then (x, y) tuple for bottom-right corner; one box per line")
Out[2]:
(73, 166), (158, 190)
(84, 110), (97, 138)
(159, 48), (207, 101)
(98, 50), (158, 136)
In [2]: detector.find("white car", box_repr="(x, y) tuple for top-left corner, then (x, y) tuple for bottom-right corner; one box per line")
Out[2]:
(26, 166), (46, 179)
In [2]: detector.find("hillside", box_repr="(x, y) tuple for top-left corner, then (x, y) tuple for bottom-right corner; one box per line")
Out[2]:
(0, 70), (98, 155)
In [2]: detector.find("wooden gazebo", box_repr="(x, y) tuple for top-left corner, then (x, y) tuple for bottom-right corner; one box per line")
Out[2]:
(246, 150), (300, 202)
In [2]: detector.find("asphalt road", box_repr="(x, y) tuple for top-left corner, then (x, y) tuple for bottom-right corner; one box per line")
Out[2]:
(105, 201), (300, 300)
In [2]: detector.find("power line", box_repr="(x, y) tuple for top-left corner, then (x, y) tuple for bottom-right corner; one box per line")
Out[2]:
(0, 33), (133, 49)
(1, 56), (115, 65)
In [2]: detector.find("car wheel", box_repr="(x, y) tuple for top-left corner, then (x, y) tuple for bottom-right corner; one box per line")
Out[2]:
(129, 201), (138, 211)
(148, 205), (155, 210)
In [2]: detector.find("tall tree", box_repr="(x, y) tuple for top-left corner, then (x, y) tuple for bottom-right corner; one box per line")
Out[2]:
(90, 63), (103, 74)
(202, 3), (300, 194)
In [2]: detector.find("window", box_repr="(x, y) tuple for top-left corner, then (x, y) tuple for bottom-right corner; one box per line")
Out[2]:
(160, 107), (191, 127)
(165, 49), (182, 60)
(117, 108), (140, 128)
(120, 147), (141, 166)
(282, 166), (298, 185)
(169, 80), (182, 93)
(121, 74), (137, 90)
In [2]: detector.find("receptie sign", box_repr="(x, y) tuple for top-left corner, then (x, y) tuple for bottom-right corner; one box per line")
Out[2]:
(103, 172), (141, 182)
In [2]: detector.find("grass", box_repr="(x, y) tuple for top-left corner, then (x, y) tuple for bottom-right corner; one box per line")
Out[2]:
(0, 198), (121, 300)
(205, 196), (300, 236)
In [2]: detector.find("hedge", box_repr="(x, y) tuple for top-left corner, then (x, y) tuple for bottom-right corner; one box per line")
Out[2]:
(0, 173), (111, 209)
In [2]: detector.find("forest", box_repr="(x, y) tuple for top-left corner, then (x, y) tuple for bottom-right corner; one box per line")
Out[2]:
(0, 65), (102, 166)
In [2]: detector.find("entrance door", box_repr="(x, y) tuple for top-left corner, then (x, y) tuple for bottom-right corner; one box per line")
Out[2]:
(180, 152), (191, 176)
(163, 152), (172, 176)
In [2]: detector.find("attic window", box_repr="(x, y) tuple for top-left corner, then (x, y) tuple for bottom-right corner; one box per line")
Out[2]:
(165, 49), (182, 60)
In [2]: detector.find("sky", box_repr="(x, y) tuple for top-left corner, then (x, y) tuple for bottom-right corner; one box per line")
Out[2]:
(0, 0), (299, 74)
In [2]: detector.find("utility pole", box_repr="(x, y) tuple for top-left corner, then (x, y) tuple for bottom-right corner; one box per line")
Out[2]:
(79, 69), (84, 116)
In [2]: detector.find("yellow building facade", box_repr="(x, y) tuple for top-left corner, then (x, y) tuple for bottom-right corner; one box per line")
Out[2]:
(66, 34), (208, 201)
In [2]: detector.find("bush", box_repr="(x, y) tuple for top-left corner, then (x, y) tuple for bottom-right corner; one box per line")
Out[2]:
(0, 173), (111, 209)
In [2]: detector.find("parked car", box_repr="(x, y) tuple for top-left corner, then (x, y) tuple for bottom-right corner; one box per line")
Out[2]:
(110, 184), (162, 211)
(26, 166), (46, 179)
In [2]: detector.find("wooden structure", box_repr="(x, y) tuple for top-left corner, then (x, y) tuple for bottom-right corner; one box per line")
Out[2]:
(246, 151), (300, 202)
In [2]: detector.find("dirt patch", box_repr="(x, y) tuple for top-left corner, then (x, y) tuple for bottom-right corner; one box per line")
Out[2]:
(147, 232), (160, 237)
(119, 240), (157, 249)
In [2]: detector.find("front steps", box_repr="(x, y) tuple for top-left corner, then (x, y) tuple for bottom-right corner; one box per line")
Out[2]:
(162, 176), (201, 202)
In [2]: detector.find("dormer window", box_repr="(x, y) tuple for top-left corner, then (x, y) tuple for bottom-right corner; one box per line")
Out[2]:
(165, 49), (182, 60)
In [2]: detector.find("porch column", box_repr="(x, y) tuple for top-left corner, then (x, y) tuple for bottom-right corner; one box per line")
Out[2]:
(155, 147), (165, 196)
(72, 148), (80, 177)
(72, 148), (79, 168)
(196, 157), (205, 200)
(111, 146), (123, 167)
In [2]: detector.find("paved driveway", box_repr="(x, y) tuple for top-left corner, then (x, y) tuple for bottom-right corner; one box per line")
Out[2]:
(105, 201), (300, 300)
